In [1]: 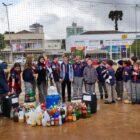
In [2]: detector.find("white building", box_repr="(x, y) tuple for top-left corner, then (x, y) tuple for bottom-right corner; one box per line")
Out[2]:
(66, 22), (84, 38)
(66, 30), (139, 59)
(44, 39), (65, 59)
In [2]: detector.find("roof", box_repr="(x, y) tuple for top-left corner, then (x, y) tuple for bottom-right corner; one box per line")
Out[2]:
(16, 30), (33, 34)
(30, 23), (43, 28)
(81, 30), (140, 35)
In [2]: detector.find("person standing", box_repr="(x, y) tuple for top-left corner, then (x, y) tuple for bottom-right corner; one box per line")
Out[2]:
(131, 63), (139, 104)
(36, 56), (47, 103)
(104, 60), (117, 104)
(45, 55), (53, 86)
(26, 54), (37, 93)
(51, 55), (61, 94)
(115, 60), (124, 101)
(8, 63), (22, 97)
(60, 55), (73, 103)
(73, 56), (84, 97)
(22, 61), (35, 95)
(0, 62), (9, 115)
(96, 61), (108, 99)
(83, 59), (97, 93)
(123, 60), (132, 104)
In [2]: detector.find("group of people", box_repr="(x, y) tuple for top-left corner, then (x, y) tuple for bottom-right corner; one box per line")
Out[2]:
(0, 54), (139, 114)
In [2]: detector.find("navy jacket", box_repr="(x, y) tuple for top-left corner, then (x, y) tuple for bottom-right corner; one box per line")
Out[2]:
(123, 66), (132, 82)
(132, 70), (140, 83)
(22, 68), (34, 83)
(0, 68), (9, 94)
(36, 63), (46, 85)
(73, 62), (84, 77)
(104, 67), (116, 86)
(51, 61), (61, 82)
(96, 66), (106, 82)
(115, 67), (124, 81)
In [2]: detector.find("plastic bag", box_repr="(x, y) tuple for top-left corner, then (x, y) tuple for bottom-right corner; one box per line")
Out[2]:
(48, 86), (58, 95)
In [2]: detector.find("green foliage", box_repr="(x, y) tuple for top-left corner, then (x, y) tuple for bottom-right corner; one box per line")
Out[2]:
(128, 39), (140, 56)
(0, 34), (6, 51)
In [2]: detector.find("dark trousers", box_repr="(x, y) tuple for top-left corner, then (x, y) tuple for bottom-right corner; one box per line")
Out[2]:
(0, 93), (7, 114)
(98, 81), (107, 96)
(62, 80), (71, 102)
(116, 81), (123, 98)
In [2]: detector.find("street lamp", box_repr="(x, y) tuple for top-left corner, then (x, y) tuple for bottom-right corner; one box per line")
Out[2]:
(2, 2), (13, 62)
(109, 10), (123, 31)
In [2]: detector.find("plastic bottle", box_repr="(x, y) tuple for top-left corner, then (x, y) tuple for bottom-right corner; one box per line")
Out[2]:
(10, 107), (14, 119)
(50, 117), (54, 126)
(72, 113), (77, 122)
(59, 115), (62, 126)
(87, 104), (91, 117)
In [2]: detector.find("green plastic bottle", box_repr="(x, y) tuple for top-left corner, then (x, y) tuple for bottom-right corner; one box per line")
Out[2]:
(87, 104), (91, 117)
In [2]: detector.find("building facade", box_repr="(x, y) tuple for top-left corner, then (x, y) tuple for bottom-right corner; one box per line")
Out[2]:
(44, 39), (65, 59)
(66, 31), (139, 59)
(66, 22), (84, 38)
(2, 30), (44, 62)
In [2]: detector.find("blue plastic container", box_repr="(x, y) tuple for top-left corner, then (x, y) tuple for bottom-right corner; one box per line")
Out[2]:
(46, 95), (60, 109)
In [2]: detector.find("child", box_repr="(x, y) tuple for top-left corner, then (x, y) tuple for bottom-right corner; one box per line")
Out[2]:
(131, 62), (140, 104)
(104, 60), (117, 104)
(123, 60), (132, 104)
(51, 55), (61, 94)
(60, 54), (74, 103)
(22, 61), (35, 95)
(115, 60), (124, 100)
(73, 56), (84, 97)
(8, 63), (22, 97)
(36, 56), (47, 103)
(96, 61), (108, 99)
(83, 59), (97, 93)
(26, 54), (37, 93)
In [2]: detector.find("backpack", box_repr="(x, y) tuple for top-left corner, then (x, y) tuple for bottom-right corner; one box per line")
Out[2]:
(22, 68), (34, 82)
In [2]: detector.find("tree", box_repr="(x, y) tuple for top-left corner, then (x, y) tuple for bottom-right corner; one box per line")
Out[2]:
(0, 34), (6, 57)
(109, 10), (123, 31)
(127, 39), (140, 58)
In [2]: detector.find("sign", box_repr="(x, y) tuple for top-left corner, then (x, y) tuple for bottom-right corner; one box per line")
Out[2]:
(122, 34), (128, 39)
(125, 43), (129, 49)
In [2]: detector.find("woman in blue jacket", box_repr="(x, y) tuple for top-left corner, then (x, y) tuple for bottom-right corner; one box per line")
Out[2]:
(0, 62), (9, 114)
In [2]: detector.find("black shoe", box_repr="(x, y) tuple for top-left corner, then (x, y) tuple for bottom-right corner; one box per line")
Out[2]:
(112, 101), (116, 103)
(100, 95), (103, 99)
(104, 101), (112, 104)
(105, 94), (108, 99)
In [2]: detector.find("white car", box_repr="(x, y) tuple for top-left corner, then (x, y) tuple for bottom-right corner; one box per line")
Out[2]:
(0, 59), (3, 63)
(15, 57), (26, 64)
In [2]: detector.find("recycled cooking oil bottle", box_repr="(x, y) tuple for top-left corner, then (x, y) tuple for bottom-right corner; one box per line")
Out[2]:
(50, 117), (55, 126)
(87, 104), (91, 117)
(72, 113), (77, 122)
(59, 114), (62, 126)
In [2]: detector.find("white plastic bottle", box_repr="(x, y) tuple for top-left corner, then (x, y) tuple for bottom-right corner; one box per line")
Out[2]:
(59, 114), (62, 126)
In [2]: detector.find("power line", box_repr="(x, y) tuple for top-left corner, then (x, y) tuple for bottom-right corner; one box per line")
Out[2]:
(74, 0), (140, 7)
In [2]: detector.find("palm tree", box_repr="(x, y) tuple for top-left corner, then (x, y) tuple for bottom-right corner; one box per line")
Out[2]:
(109, 10), (123, 31)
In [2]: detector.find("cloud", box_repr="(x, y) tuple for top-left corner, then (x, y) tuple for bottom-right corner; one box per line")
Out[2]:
(0, 0), (140, 39)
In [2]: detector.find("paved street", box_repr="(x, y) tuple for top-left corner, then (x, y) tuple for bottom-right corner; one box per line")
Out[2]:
(1, 100), (140, 140)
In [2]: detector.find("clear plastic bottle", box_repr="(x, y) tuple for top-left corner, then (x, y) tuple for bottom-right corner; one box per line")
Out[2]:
(59, 115), (62, 126)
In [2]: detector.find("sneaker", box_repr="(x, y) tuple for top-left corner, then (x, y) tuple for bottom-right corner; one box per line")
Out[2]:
(100, 95), (103, 99)
(123, 100), (132, 104)
(105, 94), (108, 99)
(117, 97), (121, 101)
(104, 100), (112, 104)
(112, 101), (116, 103)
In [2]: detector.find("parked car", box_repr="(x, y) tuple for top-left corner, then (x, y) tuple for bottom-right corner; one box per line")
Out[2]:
(0, 59), (3, 63)
(15, 57), (26, 64)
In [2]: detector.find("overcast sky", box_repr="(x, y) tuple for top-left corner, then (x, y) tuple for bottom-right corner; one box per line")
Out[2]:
(0, 0), (140, 39)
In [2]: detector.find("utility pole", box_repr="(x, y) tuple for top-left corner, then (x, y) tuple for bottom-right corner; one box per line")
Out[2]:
(2, 2), (13, 62)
